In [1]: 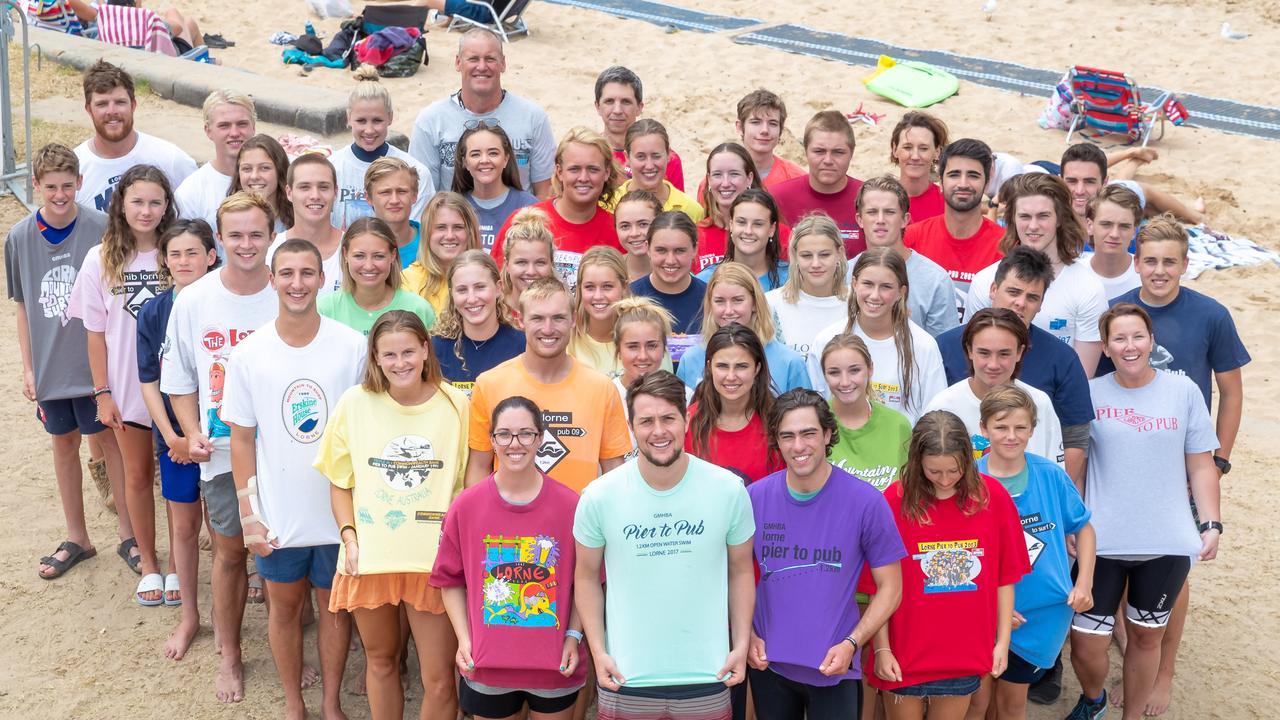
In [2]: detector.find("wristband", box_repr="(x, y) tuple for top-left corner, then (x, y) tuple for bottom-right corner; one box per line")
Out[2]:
(92, 386), (112, 398)
(340, 523), (357, 540)
(874, 647), (893, 655)
(842, 636), (857, 649)
(565, 628), (584, 643)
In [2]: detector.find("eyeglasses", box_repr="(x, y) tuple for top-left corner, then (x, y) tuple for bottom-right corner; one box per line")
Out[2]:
(464, 118), (502, 131)
(492, 430), (541, 447)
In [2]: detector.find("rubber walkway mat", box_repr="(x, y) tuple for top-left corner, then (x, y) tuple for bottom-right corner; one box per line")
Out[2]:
(543, 0), (1280, 142)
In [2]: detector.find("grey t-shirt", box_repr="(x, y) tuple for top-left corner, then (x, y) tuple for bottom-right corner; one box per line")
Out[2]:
(467, 188), (538, 251)
(4, 206), (107, 400)
(1086, 370), (1218, 558)
(408, 90), (556, 194)
(847, 249), (958, 337)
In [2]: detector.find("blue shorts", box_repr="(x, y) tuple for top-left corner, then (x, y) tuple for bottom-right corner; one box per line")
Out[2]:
(157, 452), (201, 504)
(891, 675), (981, 698)
(36, 396), (107, 436)
(255, 544), (339, 589)
(999, 650), (1047, 684)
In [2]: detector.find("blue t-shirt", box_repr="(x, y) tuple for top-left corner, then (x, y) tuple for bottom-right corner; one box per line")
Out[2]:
(938, 322), (1094, 428)
(135, 288), (181, 453)
(1098, 287), (1250, 409)
(676, 338), (812, 395)
(467, 188), (538, 252)
(696, 261), (790, 292)
(399, 220), (422, 269)
(431, 323), (525, 395)
(977, 453), (1090, 669)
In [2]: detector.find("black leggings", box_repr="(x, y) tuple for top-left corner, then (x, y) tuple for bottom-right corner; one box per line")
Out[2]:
(747, 667), (862, 720)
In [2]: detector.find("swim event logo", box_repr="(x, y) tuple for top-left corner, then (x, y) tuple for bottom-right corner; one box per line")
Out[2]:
(370, 435), (444, 492)
(534, 410), (584, 475)
(913, 539), (984, 593)
(281, 379), (327, 443)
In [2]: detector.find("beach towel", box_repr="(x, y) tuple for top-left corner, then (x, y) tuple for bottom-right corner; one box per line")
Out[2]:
(20, 0), (85, 35)
(282, 47), (347, 68)
(1185, 225), (1280, 279)
(94, 4), (178, 55)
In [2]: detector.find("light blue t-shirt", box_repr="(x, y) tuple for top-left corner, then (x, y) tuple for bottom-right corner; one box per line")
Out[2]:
(573, 455), (755, 688)
(399, 220), (421, 269)
(696, 261), (790, 291)
(676, 338), (812, 395)
(977, 453), (1090, 669)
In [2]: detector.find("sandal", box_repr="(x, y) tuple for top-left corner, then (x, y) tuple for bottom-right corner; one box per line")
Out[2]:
(88, 457), (115, 513)
(38, 541), (97, 579)
(136, 573), (165, 606)
(246, 570), (265, 604)
(203, 33), (235, 49)
(164, 573), (182, 606)
(117, 537), (143, 575)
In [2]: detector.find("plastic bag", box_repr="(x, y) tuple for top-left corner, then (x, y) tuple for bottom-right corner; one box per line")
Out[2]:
(1038, 72), (1076, 130)
(306, 0), (354, 19)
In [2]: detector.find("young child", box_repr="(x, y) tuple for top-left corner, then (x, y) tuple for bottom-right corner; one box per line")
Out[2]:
(968, 385), (1095, 720)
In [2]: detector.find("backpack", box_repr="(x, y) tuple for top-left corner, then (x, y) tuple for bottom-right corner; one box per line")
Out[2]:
(378, 36), (428, 78)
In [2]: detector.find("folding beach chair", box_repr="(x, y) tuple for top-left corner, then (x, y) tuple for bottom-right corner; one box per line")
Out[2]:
(361, 3), (430, 33)
(1064, 65), (1188, 147)
(446, 0), (532, 43)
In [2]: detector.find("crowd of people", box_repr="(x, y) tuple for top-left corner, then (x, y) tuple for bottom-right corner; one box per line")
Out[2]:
(5, 23), (1251, 720)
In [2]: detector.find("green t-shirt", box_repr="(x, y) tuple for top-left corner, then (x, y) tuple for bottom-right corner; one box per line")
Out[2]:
(990, 464), (1030, 497)
(827, 401), (912, 492)
(317, 288), (436, 336)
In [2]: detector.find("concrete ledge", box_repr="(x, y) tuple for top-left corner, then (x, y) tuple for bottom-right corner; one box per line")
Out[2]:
(30, 28), (351, 136)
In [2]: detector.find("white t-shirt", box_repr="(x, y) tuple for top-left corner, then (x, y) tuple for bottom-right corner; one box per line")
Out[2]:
(268, 232), (344, 296)
(1080, 252), (1141, 301)
(764, 288), (846, 365)
(160, 268), (278, 480)
(923, 378), (1065, 466)
(75, 132), (197, 213)
(174, 162), (233, 231)
(965, 259), (1107, 346)
(846, 250), (958, 338)
(220, 317), (366, 548)
(807, 318), (948, 422)
(330, 143), (436, 230)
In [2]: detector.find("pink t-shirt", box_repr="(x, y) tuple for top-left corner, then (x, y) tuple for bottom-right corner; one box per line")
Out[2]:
(614, 147), (685, 191)
(908, 183), (946, 223)
(771, 175), (865, 258)
(431, 474), (588, 690)
(69, 245), (162, 424)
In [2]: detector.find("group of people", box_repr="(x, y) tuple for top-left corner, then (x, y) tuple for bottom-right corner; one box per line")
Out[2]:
(5, 23), (1249, 720)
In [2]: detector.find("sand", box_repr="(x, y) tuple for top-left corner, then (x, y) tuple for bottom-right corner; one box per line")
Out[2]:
(2, 0), (1279, 716)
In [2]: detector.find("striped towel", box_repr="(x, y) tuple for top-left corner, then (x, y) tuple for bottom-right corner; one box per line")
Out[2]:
(94, 4), (178, 56)
(20, 0), (85, 35)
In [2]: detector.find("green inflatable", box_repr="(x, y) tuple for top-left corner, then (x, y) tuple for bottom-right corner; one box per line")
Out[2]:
(863, 56), (960, 108)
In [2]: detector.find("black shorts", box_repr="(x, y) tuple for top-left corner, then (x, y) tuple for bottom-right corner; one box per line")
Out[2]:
(458, 676), (579, 718)
(173, 36), (193, 55)
(998, 649), (1047, 684)
(748, 667), (862, 720)
(1072, 555), (1190, 633)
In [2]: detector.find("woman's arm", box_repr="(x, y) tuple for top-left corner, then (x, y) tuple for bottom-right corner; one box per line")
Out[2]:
(87, 330), (122, 429)
(1187, 451), (1222, 560)
(992, 583), (1015, 676)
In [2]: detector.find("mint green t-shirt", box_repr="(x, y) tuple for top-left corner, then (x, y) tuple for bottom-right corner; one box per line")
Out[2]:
(573, 455), (755, 688)
(318, 288), (436, 336)
(827, 401), (912, 492)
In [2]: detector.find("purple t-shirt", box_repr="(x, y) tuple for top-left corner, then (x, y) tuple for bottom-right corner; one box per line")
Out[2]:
(748, 465), (906, 685)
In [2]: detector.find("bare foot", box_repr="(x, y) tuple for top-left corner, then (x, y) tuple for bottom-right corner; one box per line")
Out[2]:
(1132, 147), (1159, 164)
(246, 571), (265, 604)
(1110, 680), (1125, 708)
(215, 657), (245, 703)
(164, 618), (200, 661)
(301, 662), (321, 690)
(1144, 675), (1173, 716)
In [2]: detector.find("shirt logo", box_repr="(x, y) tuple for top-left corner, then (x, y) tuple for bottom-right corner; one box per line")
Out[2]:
(38, 263), (77, 326)
(281, 379), (327, 443)
(913, 539), (984, 593)
(369, 435), (444, 491)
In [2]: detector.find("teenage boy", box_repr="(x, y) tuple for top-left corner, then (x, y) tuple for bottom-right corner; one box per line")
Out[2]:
(466, 277), (631, 493)
(223, 238), (364, 720)
(6, 143), (127, 579)
(575, 370), (755, 720)
(747, 389), (904, 719)
(175, 90), (257, 230)
(771, 110), (864, 257)
(162, 191), (281, 704)
(410, 27), (555, 197)
(1060, 143), (1205, 225)
(736, 89), (806, 188)
(595, 65), (685, 190)
(269, 154), (344, 295)
(76, 60), (196, 212)
(854, 175), (957, 337)
(1082, 185), (1142, 300)
(629, 218), (707, 366)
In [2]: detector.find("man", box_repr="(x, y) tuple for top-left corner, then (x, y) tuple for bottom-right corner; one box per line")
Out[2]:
(161, 192), (281, 704)
(595, 65), (685, 190)
(904, 138), (1004, 312)
(270, 154), (344, 295)
(75, 60), (196, 212)
(747, 389), (904, 718)
(1060, 143), (1205, 225)
(466, 277), (631, 492)
(1082, 184), (1143, 300)
(175, 90), (257, 229)
(575, 371), (755, 720)
(223, 238), (364, 720)
(629, 219), (706, 367)
(771, 110), (864, 257)
(409, 27), (555, 198)
(853, 175), (957, 337)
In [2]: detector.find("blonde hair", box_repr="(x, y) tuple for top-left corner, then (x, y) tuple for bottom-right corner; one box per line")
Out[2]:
(413, 192), (480, 302)
(1134, 213), (1189, 258)
(202, 89), (257, 125)
(847, 248), (918, 410)
(572, 246), (630, 333)
(518, 276), (570, 315)
(363, 156), (419, 196)
(340, 217), (403, 294)
(348, 65), (393, 115)
(778, 212), (848, 303)
(979, 383), (1038, 429)
(216, 190), (276, 237)
(32, 143), (79, 179)
(499, 207), (555, 297)
(612, 296), (674, 350)
(551, 127), (626, 206)
(819, 333), (881, 405)
(700, 261), (776, 343)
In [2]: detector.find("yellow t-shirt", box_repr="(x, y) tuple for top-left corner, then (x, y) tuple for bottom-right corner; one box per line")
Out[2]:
(607, 180), (705, 224)
(401, 262), (449, 315)
(568, 332), (674, 379)
(469, 356), (633, 494)
(313, 383), (470, 575)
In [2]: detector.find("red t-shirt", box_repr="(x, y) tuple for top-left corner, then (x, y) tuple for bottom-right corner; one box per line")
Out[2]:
(431, 474), (589, 690)
(770, 175), (864, 258)
(492, 199), (621, 288)
(902, 215), (1005, 297)
(864, 476), (1029, 691)
(683, 404), (783, 483)
(694, 223), (794, 275)
(908, 183), (945, 223)
(613, 148), (685, 191)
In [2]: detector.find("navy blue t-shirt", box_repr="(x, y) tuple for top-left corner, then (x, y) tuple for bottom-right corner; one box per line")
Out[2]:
(432, 323), (525, 394)
(135, 288), (181, 453)
(938, 321), (1094, 427)
(1098, 287), (1250, 409)
(629, 275), (707, 335)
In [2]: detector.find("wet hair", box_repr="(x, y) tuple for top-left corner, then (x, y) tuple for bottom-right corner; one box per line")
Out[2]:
(725, 188), (784, 289)
(615, 188), (663, 222)
(736, 88), (788, 127)
(1134, 213), (1189, 259)
(101, 165), (176, 286)
(82, 59), (134, 104)
(1086, 183), (1143, 224)
(594, 65), (643, 104)
(363, 156), (419, 196)
(847, 249), (918, 409)
(979, 383), (1038, 429)
(1060, 143), (1108, 182)
(687, 324), (774, 458)
(889, 111), (948, 165)
(1099, 301), (1153, 339)
(433, 250), (517, 373)
(624, 118), (670, 154)
(491, 395), (547, 436)
(363, 310), (444, 392)
(701, 262), (775, 342)
(156, 219), (220, 287)
(339, 216), (402, 294)
(647, 210), (699, 249)
(992, 245), (1055, 293)
(625, 369), (688, 423)
(962, 308), (1030, 380)
(999, 173), (1087, 263)
(899, 410), (988, 523)
(612, 296), (674, 353)
(767, 388), (837, 456)
(552, 127), (625, 206)
(452, 124), (524, 194)
(270, 237), (323, 272)
(855, 174), (911, 214)
(31, 143), (79, 180)
(699, 143), (761, 228)
(216, 190), (276, 238)
(778, 212), (847, 303)
(802, 110), (855, 151)
(938, 138), (994, 181)
(229, 134), (292, 228)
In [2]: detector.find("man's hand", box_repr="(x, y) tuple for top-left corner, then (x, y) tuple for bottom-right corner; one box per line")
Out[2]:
(819, 638), (856, 677)
(717, 646), (747, 687)
(187, 432), (214, 462)
(747, 632), (768, 671)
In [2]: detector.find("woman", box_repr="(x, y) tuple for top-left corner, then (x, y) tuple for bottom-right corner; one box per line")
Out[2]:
(869, 411), (1029, 719)
(364, 157), (424, 268)
(432, 250), (526, 393)
(331, 67), (433, 231)
(696, 143), (760, 274)
(452, 124), (538, 252)
(614, 189), (662, 282)
(698, 189), (789, 291)
(820, 334), (911, 493)
(678, 262), (809, 394)
(808, 248), (947, 422)
(889, 111), (948, 222)
(611, 119), (703, 222)
(765, 212), (848, 364)
(319, 217), (436, 335)
(404, 192), (482, 314)
(684, 324), (783, 483)
(433, 397), (587, 720)
(966, 173), (1107, 376)
(228, 133), (292, 232)
(1067, 303), (1221, 720)
(567, 246), (630, 378)
(137, 219), (218, 654)
(497, 207), (556, 318)
(69, 164), (171, 605)
(315, 310), (470, 720)
(611, 297), (682, 415)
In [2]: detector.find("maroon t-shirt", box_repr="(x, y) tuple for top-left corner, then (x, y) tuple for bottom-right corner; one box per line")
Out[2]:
(771, 175), (864, 257)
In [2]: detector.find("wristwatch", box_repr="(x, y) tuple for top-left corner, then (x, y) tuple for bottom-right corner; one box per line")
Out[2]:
(1213, 455), (1232, 475)
(1197, 520), (1224, 535)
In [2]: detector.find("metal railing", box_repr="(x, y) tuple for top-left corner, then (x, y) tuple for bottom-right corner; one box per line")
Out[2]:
(1, 0), (34, 208)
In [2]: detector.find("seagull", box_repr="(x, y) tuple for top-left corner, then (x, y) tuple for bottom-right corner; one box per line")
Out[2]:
(1221, 22), (1249, 40)
(981, 0), (997, 14)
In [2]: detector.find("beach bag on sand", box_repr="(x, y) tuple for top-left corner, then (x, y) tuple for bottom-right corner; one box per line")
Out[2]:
(1038, 72), (1076, 130)
(378, 37), (428, 77)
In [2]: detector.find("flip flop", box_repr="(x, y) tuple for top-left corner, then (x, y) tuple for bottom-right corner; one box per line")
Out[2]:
(136, 573), (165, 606)
(38, 541), (97, 580)
(117, 537), (142, 575)
(164, 573), (182, 607)
(246, 571), (265, 604)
